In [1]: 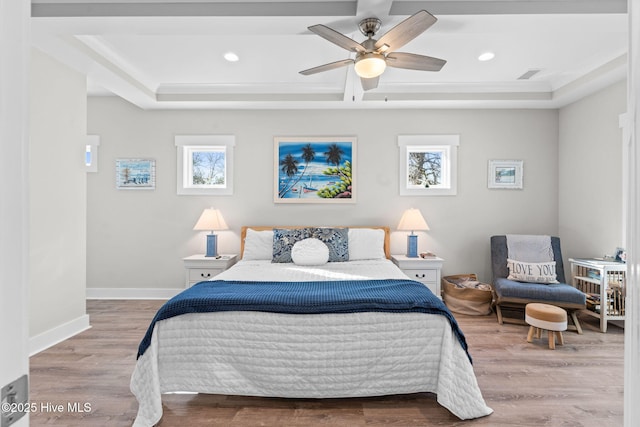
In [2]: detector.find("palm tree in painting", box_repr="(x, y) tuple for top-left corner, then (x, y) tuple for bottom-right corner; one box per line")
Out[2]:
(301, 144), (316, 170)
(278, 154), (299, 197)
(280, 153), (299, 176)
(294, 144), (317, 192)
(324, 143), (344, 168)
(316, 143), (352, 199)
(324, 143), (349, 181)
(278, 145), (317, 197)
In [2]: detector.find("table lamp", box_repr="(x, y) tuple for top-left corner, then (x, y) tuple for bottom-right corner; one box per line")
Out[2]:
(397, 208), (430, 258)
(193, 208), (228, 257)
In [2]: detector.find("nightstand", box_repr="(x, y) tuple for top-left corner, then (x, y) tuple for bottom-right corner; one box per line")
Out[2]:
(183, 254), (238, 288)
(391, 255), (444, 297)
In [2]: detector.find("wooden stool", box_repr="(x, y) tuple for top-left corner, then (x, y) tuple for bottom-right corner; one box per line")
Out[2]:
(525, 303), (567, 349)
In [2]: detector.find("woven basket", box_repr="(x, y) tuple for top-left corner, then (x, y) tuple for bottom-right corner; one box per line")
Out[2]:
(442, 273), (493, 316)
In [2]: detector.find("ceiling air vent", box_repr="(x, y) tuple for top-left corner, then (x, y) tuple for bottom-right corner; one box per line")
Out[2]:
(517, 69), (542, 80)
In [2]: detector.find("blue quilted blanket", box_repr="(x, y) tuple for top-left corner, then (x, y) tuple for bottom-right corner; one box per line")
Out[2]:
(137, 279), (470, 362)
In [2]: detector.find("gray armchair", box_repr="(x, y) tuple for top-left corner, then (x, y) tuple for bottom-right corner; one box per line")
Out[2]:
(490, 235), (586, 333)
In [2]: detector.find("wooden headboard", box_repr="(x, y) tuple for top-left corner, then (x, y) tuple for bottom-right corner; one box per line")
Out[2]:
(240, 226), (391, 260)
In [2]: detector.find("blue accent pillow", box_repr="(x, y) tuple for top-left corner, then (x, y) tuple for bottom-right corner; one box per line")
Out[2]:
(311, 227), (349, 262)
(272, 228), (312, 263)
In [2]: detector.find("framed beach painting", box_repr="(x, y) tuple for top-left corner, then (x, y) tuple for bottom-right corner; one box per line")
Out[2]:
(274, 136), (356, 203)
(488, 160), (523, 189)
(398, 135), (459, 196)
(115, 158), (155, 190)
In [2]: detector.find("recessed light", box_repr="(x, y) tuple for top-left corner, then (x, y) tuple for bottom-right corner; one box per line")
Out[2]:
(223, 52), (239, 62)
(478, 52), (495, 62)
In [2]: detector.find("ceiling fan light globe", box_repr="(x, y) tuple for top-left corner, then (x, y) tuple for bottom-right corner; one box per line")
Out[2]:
(354, 54), (386, 78)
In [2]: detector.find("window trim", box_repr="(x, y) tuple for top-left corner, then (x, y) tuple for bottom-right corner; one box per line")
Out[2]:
(85, 135), (100, 173)
(398, 135), (459, 196)
(175, 135), (235, 195)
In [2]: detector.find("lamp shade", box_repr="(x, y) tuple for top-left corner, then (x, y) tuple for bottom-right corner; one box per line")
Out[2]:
(397, 208), (430, 232)
(193, 208), (228, 232)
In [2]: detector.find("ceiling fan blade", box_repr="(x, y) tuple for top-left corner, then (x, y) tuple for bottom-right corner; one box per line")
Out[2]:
(386, 52), (446, 72)
(360, 76), (379, 91)
(308, 24), (366, 53)
(374, 10), (437, 53)
(299, 59), (354, 75)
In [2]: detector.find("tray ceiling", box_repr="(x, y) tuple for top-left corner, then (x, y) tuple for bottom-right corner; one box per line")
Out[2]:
(31, 0), (628, 109)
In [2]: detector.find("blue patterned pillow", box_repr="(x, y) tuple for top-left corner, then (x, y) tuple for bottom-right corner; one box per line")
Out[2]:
(311, 227), (349, 262)
(272, 228), (312, 263)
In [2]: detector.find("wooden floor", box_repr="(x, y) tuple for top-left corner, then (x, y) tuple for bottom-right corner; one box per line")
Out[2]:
(29, 300), (624, 426)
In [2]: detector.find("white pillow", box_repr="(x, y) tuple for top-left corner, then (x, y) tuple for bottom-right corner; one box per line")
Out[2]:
(291, 238), (329, 266)
(348, 228), (386, 260)
(507, 258), (559, 284)
(242, 229), (274, 260)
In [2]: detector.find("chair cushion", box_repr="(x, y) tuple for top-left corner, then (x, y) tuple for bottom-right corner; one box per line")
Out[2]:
(491, 235), (567, 283)
(493, 278), (586, 306)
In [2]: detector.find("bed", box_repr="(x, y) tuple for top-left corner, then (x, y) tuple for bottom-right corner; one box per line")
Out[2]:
(130, 226), (492, 426)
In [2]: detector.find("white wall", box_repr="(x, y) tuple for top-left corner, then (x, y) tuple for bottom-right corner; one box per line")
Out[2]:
(559, 80), (627, 264)
(625, 4), (640, 424)
(29, 48), (89, 348)
(87, 97), (560, 289)
(0, 1), (30, 423)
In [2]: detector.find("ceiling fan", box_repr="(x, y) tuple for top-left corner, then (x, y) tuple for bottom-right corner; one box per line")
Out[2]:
(300, 10), (446, 91)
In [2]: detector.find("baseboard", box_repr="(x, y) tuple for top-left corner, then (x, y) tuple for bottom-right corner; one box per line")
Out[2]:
(29, 314), (91, 356)
(86, 288), (183, 300)
(609, 319), (625, 329)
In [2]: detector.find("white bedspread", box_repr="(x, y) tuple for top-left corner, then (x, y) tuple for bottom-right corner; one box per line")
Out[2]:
(215, 258), (410, 282)
(130, 260), (493, 426)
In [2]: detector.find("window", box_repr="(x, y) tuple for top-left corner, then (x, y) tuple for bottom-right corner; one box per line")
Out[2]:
(85, 135), (100, 172)
(398, 135), (459, 196)
(175, 135), (235, 195)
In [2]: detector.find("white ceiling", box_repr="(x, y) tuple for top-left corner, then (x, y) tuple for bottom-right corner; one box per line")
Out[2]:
(31, 0), (629, 110)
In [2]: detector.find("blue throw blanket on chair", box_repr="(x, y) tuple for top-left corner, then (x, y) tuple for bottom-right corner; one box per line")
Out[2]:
(137, 279), (471, 362)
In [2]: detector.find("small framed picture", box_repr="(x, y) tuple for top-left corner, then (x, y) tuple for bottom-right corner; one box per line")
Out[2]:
(488, 160), (523, 189)
(614, 247), (626, 263)
(115, 158), (155, 190)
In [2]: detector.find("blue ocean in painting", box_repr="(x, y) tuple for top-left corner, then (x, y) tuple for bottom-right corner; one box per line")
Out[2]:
(277, 141), (352, 199)
(495, 167), (516, 183)
(118, 160), (153, 186)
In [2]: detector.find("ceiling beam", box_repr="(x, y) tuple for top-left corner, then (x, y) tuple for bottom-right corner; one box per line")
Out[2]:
(31, 1), (357, 18)
(355, 0), (394, 18)
(33, 0), (627, 18)
(390, 1), (627, 15)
